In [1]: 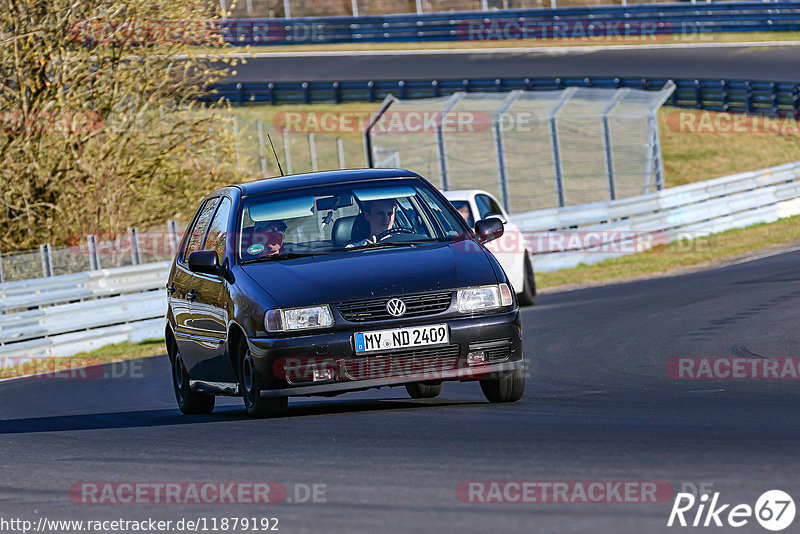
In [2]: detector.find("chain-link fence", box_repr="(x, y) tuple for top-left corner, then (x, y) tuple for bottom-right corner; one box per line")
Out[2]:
(222, 0), (720, 19)
(366, 84), (675, 213)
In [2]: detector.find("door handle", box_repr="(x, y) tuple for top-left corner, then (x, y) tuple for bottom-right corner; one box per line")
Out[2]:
(186, 290), (197, 302)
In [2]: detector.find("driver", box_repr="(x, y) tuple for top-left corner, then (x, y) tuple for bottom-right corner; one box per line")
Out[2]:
(253, 219), (287, 255)
(348, 199), (397, 247)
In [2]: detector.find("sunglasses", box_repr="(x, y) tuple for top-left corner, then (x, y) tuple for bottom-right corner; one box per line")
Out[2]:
(258, 226), (285, 234)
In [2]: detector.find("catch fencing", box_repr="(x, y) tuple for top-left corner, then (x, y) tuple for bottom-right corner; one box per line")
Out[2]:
(219, 1), (800, 35)
(366, 85), (675, 211)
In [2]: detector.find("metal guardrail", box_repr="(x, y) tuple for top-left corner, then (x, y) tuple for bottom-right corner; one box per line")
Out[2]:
(0, 263), (169, 362)
(512, 160), (800, 271)
(221, 1), (800, 44)
(207, 78), (800, 116)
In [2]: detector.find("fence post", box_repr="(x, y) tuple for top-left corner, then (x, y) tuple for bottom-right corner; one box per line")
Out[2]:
(309, 132), (318, 171)
(651, 112), (666, 191)
(129, 228), (141, 266)
(219, 0), (227, 18)
(434, 92), (466, 191)
(232, 117), (242, 173)
(283, 0), (292, 18)
(548, 87), (576, 207)
(363, 94), (397, 168)
(481, 0), (488, 10)
(0, 253), (4, 283)
(282, 128), (294, 174)
(601, 89), (629, 201)
(40, 244), (53, 278)
(87, 234), (100, 270)
(167, 220), (180, 256)
(415, 0), (423, 14)
(257, 119), (269, 178)
(492, 91), (522, 213)
(351, 0), (359, 16)
(337, 137), (346, 169)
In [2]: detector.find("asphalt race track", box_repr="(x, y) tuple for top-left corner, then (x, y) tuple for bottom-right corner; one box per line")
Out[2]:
(220, 44), (800, 83)
(2, 249), (799, 533)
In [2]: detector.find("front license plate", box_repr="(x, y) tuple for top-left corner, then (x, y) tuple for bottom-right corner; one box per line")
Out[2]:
(354, 324), (449, 354)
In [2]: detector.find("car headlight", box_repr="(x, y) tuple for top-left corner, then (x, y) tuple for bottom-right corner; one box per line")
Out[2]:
(457, 284), (513, 313)
(265, 305), (334, 333)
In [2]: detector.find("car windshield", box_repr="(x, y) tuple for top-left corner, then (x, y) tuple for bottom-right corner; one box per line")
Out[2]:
(238, 179), (469, 261)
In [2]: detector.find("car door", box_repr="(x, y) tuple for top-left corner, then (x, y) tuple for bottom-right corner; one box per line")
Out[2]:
(172, 197), (219, 374)
(188, 196), (237, 382)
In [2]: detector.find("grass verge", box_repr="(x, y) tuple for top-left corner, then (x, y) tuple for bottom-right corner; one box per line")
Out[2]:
(538, 214), (800, 289)
(0, 339), (166, 380)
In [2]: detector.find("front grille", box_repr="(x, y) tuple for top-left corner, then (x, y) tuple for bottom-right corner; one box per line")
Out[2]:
(343, 344), (460, 380)
(336, 291), (452, 322)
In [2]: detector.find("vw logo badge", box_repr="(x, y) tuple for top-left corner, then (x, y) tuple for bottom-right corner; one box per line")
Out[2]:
(386, 298), (406, 317)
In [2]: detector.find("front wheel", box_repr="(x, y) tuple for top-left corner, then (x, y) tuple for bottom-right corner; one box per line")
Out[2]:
(238, 341), (288, 419)
(517, 253), (537, 307)
(406, 381), (442, 399)
(171, 348), (215, 415)
(480, 364), (526, 403)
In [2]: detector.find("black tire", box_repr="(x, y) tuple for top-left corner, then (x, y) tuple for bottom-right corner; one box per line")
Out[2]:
(238, 339), (288, 419)
(405, 381), (442, 399)
(517, 253), (537, 307)
(171, 347), (215, 415)
(479, 364), (526, 403)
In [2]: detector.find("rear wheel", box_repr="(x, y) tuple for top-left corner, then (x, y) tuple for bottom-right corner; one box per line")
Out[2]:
(405, 381), (442, 399)
(517, 253), (537, 307)
(480, 364), (526, 403)
(171, 347), (215, 415)
(238, 339), (288, 419)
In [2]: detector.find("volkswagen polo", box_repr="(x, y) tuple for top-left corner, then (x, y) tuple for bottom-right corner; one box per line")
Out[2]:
(165, 168), (525, 418)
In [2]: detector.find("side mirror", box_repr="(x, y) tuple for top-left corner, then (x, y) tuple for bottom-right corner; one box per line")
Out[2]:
(484, 212), (507, 225)
(474, 218), (504, 244)
(187, 250), (220, 276)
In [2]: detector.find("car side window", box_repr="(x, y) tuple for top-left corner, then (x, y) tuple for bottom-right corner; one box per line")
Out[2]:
(182, 197), (220, 262)
(487, 196), (504, 218)
(203, 197), (233, 262)
(475, 195), (494, 220)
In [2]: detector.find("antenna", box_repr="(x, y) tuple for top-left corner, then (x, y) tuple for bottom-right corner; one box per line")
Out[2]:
(267, 133), (285, 176)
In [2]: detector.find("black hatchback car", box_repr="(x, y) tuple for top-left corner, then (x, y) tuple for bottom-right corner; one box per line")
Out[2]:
(166, 169), (525, 417)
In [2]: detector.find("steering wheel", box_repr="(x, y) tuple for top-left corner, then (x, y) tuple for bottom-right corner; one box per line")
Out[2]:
(375, 228), (416, 241)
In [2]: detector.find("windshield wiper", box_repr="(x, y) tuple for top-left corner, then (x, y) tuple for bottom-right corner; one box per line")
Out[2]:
(241, 251), (330, 264)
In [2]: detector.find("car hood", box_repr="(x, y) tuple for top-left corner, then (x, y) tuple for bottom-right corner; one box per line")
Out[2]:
(240, 241), (498, 308)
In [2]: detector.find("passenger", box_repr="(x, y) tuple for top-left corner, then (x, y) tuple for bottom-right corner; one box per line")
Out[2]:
(253, 219), (287, 255)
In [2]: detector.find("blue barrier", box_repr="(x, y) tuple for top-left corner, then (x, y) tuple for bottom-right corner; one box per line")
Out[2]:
(220, 1), (800, 45)
(205, 77), (800, 115)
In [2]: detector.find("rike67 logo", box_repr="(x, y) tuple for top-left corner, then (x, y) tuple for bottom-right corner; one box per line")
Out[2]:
(668, 490), (795, 531)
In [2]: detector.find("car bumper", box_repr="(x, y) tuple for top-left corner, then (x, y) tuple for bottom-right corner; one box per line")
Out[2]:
(246, 309), (524, 397)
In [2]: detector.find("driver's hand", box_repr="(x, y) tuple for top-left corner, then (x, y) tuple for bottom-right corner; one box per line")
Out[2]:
(345, 237), (375, 248)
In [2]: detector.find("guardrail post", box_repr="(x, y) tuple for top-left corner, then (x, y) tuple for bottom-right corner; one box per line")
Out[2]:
(309, 132), (318, 171)
(337, 137), (346, 169)
(415, 0), (423, 14)
(435, 92), (466, 191)
(548, 87), (576, 207)
(492, 91), (522, 213)
(40, 244), (53, 277)
(0, 253), (4, 283)
(651, 111), (666, 191)
(87, 234), (100, 271)
(257, 120), (268, 178)
(283, 0), (291, 18)
(129, 228), (141, 266)
(282, 127), (294, 174)
(351, 0), (359, 16)
(167, 221), (180, 256)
